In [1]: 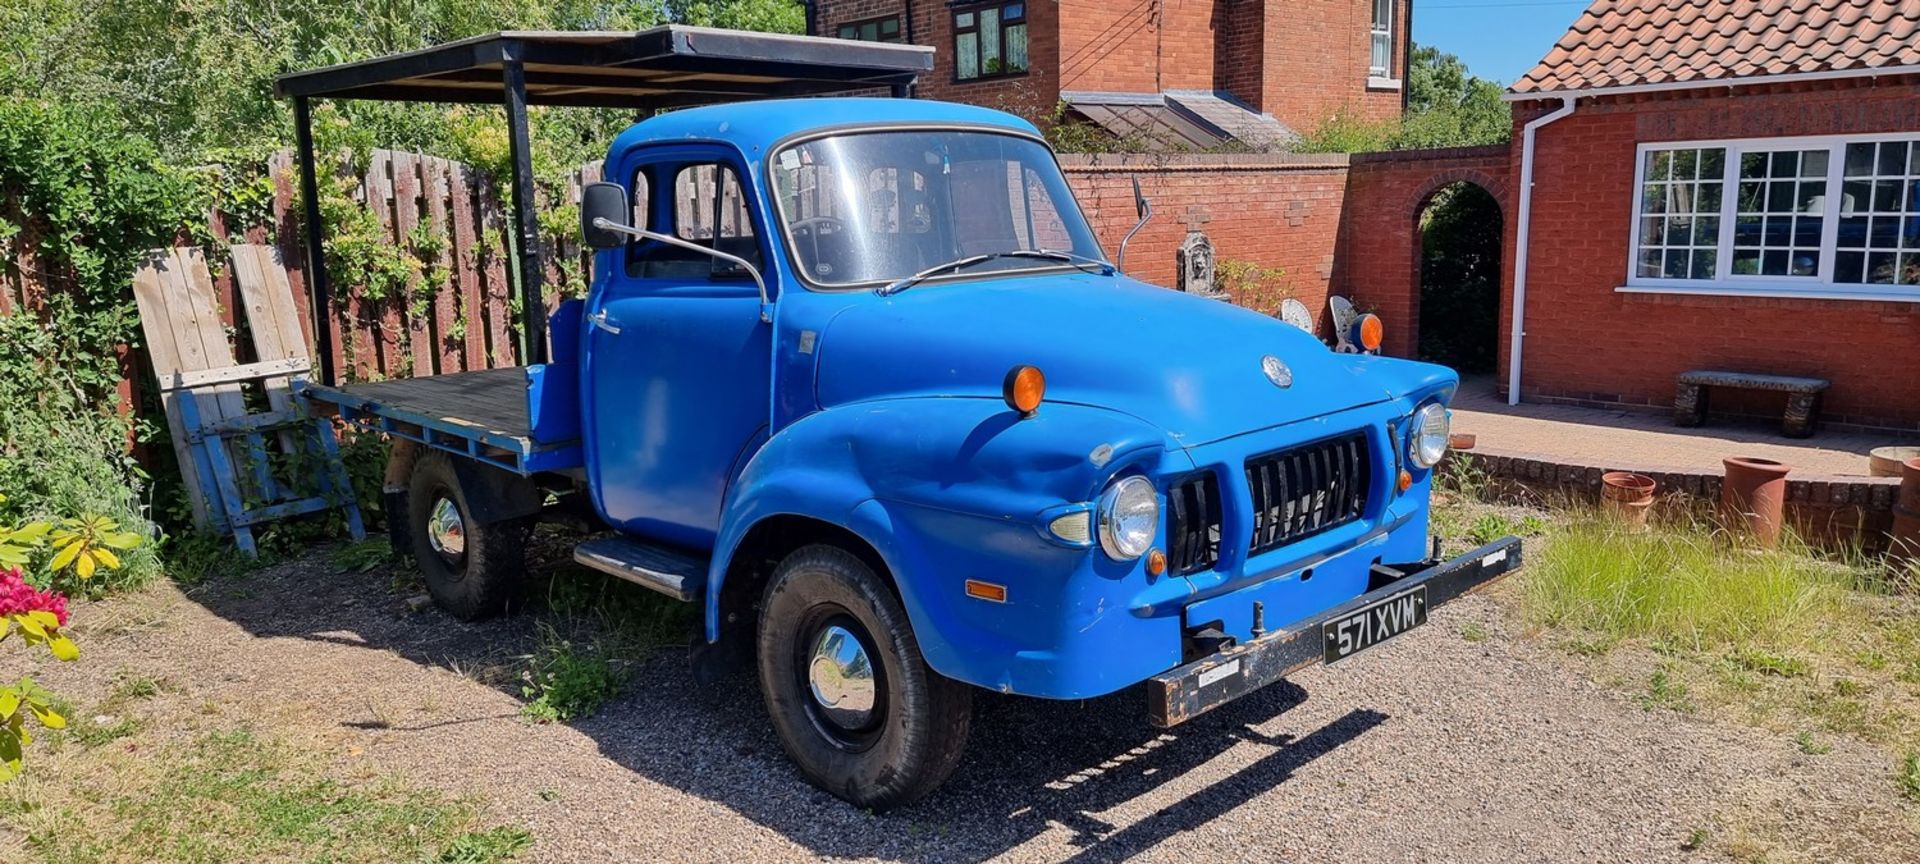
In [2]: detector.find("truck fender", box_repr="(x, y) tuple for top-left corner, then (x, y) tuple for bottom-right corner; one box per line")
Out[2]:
(446, 455), (544, 525)
(704, 397), (1180, 686)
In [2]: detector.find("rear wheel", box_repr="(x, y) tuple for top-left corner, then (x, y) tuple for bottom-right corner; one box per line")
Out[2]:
(757, 545), (972, 809)
(406, 451), (530, 620)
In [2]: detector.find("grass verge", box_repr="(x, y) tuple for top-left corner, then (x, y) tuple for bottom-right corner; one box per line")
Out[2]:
(1, 728), (530, 864)
(1512, 509), (1920, 800)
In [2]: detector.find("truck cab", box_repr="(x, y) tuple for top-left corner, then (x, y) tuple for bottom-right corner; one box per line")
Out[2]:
(305, 97), (1520, 810)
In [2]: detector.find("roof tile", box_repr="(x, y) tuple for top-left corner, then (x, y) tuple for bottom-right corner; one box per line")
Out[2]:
(1514, 0), (1920, 92)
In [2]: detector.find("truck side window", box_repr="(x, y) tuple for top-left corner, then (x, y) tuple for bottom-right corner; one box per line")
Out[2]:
(628, 162), (762, 281)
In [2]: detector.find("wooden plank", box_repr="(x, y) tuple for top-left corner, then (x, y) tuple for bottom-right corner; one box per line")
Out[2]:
(478, 174), (515, 368)
(392, 151), (433, 377)
(131, 251), (214, 529)
(448, 160), (486, 371)
(161, 356), (312, 392)
(421, 157), (462, 374)
(173, 248), (271, 501)
(268, 150), (327, 375)
(367, 150), (404, 378)
(233, 243), (319, 464)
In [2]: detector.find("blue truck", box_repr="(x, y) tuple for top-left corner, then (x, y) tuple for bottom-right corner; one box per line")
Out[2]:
(301, 96), (1522, 808)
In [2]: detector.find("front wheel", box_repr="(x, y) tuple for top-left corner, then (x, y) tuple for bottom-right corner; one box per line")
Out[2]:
(757, 545), (972, 809)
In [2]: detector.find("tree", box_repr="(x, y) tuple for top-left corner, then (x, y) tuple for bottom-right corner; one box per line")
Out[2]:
(1292, 44), (1511, 153)
(1397, 45), (1511, 148)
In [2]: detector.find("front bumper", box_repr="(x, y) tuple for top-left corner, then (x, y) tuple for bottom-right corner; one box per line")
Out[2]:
(1146, 536), (1524, 727)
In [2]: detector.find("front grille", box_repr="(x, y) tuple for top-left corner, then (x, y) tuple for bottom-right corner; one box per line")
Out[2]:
(1165, 471), (1222, 575)
(1245, 431), (1370, 556)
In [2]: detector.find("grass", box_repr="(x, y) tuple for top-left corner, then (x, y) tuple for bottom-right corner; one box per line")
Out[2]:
(1793, 731), (1833, 756)
(514, 560), (697, 723)
(2, 729), (531, 864)
(519, 627), (623, 723)
(1523, 515), (1849, 650)
(1899, 752), (1920, 802)
(1638, 664), (1696, 713)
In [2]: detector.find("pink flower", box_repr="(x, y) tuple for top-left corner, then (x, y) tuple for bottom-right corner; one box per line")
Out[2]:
(0, 566), (68, 627)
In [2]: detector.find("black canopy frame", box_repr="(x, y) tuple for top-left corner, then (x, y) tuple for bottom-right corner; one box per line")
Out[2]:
(276, 25), (930, 383)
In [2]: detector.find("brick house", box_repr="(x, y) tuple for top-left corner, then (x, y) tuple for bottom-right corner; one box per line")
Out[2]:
(807, 0), (1411, 149)
(1501, 0), (1920, 429)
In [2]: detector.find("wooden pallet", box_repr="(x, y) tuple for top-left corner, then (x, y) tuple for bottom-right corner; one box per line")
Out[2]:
(132, 246), (364, 553)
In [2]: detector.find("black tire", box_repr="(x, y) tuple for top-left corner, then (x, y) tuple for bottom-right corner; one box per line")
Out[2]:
(757, 545), (972, 809)
(406, 451), (530, 620)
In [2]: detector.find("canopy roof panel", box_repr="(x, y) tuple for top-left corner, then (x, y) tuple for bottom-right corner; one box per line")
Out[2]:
(274, 25), (933, 109)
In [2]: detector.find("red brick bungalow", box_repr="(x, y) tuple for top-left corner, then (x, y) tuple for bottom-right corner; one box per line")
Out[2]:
(1503, 0), (1920, 430)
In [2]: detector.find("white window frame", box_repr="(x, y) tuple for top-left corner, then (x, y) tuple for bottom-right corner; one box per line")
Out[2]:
(1368, 0), (1394, 81)
(1622, 131), (1920, 302)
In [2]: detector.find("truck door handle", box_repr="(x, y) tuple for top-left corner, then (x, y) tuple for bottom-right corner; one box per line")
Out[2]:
(589, 310), (622, 335)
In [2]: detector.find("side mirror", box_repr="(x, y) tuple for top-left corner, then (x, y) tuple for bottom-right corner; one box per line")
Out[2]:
(1132, 175), (1149, 220)
(581, 182), (630, 250)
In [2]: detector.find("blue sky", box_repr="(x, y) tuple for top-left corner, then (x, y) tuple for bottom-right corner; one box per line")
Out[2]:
(1413, 0), (1594, 87)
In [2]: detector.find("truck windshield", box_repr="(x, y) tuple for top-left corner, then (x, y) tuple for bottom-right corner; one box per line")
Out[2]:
(770, 130), (1105, 289)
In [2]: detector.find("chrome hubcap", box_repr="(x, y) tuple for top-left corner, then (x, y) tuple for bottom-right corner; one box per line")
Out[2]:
(426, 497), (466, 558)
(807, 624), (876, 729)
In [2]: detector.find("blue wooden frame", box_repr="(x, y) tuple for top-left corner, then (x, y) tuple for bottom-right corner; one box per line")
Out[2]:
(173, 374), (366, 554)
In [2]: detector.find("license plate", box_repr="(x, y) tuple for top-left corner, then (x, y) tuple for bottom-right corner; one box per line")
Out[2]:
(1322, 585), (1428, 664)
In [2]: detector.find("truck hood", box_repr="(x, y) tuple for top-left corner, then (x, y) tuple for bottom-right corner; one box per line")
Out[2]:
(813, 273), (1435, 448)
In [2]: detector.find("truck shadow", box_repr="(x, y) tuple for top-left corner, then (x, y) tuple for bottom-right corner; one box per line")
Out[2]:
(187, 545), (1389, 862)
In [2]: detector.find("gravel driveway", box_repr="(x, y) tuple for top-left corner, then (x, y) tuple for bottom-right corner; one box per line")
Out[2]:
(24, 547), (1919, 863)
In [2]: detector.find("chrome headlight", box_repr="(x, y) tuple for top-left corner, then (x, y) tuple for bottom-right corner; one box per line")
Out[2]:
(1409, 402), (1451, 469)
(1096, 475), (1158, 560)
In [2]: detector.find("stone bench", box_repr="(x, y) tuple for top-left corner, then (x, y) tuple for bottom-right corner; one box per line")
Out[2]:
(1674, 370), (1830, 439)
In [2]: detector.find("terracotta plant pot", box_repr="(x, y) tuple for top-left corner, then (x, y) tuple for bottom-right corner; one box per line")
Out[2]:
(1601, 471), (1657, 530)
(1449, 433), (1476, 451)
(1892, 457), (1920, 569)
(1721, 456), (1791, 549)
(1870, 446), (1920, 478)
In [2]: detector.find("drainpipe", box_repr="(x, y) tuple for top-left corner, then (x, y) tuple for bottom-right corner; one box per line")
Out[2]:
(1507, 94), (1577, 406)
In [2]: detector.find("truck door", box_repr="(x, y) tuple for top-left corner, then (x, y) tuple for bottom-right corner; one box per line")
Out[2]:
(583, 153), (771, 549)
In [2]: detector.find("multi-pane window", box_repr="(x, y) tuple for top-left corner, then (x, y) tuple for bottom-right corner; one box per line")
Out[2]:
(1627, 134), (1920, 297)
(1369, 0), (1394, 78)
(1731, 149), (1826, 277)
(836, 15), (902, 43)
(1636, 147), (1723, 280)
(1835, 140), (1920, 286)
(954, 2), (1028, 81)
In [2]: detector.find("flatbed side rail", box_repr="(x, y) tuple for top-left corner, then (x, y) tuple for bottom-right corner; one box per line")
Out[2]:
(297, 380), (582, 476)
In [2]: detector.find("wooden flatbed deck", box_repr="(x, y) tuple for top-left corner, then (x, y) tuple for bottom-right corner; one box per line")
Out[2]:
(299, 367), (582, 475)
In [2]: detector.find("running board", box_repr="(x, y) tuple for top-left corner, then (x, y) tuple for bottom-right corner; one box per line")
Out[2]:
(572, 536), (708, 602)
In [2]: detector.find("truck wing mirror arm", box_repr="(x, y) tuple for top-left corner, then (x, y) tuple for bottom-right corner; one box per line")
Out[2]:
(591, 217), (773, 322)
(1116, 174), (1153, 274)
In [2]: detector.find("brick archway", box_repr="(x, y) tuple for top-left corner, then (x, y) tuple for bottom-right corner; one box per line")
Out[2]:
(1333, 145), (1513, 360)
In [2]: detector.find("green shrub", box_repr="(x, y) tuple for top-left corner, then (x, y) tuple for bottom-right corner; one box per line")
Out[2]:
(0, 319), (160, 594)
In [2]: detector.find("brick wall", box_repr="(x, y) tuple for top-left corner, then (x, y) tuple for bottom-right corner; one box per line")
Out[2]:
(1253, 0), (1409, 128)
(1060, 153), (1351, 317)
(1334, 145), (1512, 358)
(1507, 78), (1920, 429)
(815, 0), (1062, 122)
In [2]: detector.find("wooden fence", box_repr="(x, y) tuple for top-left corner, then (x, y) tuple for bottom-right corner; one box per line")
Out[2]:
(1, 150), (602, 439)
